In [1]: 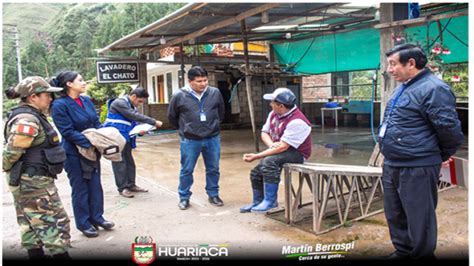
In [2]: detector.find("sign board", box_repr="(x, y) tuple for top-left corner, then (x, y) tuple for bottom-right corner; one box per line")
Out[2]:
(96, 61), (139, 84)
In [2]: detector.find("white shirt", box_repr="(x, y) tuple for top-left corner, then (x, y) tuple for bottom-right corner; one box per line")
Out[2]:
(188, 86), (208, 101)
(262, 107), (311, 149)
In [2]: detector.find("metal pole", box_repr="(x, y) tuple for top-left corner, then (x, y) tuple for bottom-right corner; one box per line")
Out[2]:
(7, 25), (23, 81)
(240, 19), (259, 152)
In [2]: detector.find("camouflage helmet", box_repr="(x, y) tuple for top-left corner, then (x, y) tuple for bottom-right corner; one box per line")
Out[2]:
(14, 76), (63, 98)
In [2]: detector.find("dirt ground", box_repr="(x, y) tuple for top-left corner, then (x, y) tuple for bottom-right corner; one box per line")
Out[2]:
(2, 128), (468, 261)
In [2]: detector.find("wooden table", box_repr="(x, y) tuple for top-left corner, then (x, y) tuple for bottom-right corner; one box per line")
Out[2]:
(283, 163), (383, 235)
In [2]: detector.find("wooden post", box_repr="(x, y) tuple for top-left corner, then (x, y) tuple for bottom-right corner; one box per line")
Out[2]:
(369, 3), (405, 166)
(379, 3), (403, 119)
(139, 53), (149, 115)
(179, 43), (185, 88)
(241, 19), (259, 152)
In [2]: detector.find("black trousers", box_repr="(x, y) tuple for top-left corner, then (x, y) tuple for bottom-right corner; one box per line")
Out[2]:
(111, 142), (136, 192)
(250, 148), (303, 189)
(382, 164), (441, 259)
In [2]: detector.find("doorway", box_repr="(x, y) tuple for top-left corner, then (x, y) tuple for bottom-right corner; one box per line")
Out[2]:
(217, 80), (232, 123)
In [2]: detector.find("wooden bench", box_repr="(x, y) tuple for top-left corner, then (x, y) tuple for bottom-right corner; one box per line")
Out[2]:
(282, 163), (383, 235)
(277, 144), (462, 235)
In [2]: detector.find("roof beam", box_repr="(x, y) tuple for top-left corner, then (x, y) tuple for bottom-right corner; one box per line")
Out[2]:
(142, 3), (208, 35)
(271, 21), (379, 44)
(98, 3), (207, 54)
(140, 3), (281, 55)
(187, 11), (375, 18)
(374, 10), (468, 29)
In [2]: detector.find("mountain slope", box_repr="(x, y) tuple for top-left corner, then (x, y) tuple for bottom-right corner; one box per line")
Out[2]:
(3, 3), (68, 47)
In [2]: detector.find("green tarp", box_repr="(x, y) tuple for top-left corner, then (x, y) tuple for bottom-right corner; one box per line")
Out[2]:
(405, 15), (468, 64)
(273, 15), (468, 74)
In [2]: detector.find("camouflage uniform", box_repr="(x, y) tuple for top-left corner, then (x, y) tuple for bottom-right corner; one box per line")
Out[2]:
(3, 79), (71, 256)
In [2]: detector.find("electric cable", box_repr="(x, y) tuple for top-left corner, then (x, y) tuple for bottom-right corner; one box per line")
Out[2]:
(286, 6), (329, 71)
(445, 27), (468, 47)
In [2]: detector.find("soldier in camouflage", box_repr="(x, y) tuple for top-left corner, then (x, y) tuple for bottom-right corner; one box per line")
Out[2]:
(3, 76), (71, 260)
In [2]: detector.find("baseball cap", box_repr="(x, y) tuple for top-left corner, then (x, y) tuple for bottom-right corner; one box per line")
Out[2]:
(14, 76), (63, 98)
(263, 88), (296, 106)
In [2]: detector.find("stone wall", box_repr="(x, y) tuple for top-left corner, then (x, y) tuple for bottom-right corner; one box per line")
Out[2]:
(236, 77), (264, 126)
(147, 103), (171, 128)
(302, 74), (331, 102)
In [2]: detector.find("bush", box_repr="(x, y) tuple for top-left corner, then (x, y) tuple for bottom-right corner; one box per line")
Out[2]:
(99, 102), (109, 124)
(3, 98), (19, 118)
(443, 64), (468, 98)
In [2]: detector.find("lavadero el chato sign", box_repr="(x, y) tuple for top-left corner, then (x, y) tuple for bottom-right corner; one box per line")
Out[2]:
(96, 61), (139, 84)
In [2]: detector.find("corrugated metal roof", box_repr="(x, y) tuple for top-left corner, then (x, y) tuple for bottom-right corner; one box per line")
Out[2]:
(98, 3), (378, 55)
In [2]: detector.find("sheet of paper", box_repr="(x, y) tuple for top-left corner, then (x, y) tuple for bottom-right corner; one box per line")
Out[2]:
(129, 124), (156, 136)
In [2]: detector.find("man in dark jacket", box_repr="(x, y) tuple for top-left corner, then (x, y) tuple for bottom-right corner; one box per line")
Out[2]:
(104, 87), (163, 198)
(379, 43), (463, 259)
(168, 66), (225, 210)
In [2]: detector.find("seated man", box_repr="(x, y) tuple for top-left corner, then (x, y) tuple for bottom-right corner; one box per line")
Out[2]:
(241, 88), (312, 213)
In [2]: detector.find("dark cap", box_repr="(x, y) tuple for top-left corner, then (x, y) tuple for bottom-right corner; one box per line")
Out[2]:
(263, 88), (296, 106)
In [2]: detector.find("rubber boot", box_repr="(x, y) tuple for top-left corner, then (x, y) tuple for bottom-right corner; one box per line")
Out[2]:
(27, 248), (46, 260)
(53, 251), (72, 260)
(251, 183), (279, 213)
(240, 189), (264, 213)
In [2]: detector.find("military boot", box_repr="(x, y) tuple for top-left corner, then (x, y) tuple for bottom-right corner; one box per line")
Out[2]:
(27, 248), (47, 260)
(53, 251), (72, 260)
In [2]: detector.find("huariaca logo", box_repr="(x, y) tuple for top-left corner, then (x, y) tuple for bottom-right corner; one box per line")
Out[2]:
(132, 236), (156, 265)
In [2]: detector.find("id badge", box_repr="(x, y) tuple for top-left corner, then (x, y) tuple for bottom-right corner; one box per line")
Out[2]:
(200, 112), (207, 122)
(378, 122), (387, 139)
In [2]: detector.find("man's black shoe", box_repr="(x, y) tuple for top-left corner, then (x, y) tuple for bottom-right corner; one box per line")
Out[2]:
(92, 220), (115, 230)
(179, 199), (190, 210)
(81, 227), (99, 238)
(383, 251), (410, 260)
(53, 252), (72, 260)
(208, 196), (224, 206)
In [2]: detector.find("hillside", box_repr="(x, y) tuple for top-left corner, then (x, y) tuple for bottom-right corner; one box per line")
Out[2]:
(3, 3), (69, 48)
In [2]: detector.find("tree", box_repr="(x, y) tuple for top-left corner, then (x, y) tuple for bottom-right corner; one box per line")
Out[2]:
(2, 32), (18, 89)
(6, 3), (186, 107)
(349, 71), (380, 100)
(21, 39), (49, 77)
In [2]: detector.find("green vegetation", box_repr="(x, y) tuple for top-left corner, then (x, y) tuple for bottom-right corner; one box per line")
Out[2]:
(349, 71), (381, 100)
(3, 3), (184, 114)
(349, 65), (468, 100)
(443, 63), (468, 99)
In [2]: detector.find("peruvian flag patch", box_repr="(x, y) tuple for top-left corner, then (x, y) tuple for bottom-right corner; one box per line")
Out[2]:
(17, 125), (35, 136)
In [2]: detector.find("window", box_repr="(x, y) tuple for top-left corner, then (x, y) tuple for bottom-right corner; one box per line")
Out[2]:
(332, 72), (349, 97)
(166, 72), (173, 103)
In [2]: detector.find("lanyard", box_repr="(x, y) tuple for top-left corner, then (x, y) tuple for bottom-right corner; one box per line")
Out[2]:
(387, 84), (407, 118)
(190, 92), (206, 112)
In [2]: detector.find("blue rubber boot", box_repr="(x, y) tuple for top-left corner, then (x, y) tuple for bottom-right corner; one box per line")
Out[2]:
(240, 189), (263, 213)
(251, 183), (279, 213)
